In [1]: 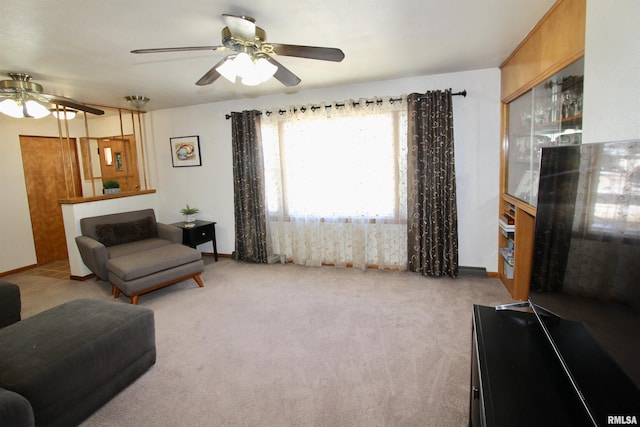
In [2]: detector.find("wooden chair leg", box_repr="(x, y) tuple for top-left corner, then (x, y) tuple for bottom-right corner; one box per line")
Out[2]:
(113, 286), (120, 299)
(131, 295), (139, 305)
(193, 273), (204, 288)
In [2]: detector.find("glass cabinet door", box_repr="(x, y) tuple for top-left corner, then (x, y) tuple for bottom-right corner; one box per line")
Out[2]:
(507, 91), (536, 203)
(506, 57), (584, 205)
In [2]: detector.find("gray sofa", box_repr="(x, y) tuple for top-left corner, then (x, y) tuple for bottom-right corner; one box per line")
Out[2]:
(76, 209), (204, 304)
(0, 279), (156, 427)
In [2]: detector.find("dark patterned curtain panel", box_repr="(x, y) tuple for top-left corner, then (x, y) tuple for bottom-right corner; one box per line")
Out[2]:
(407, 90), (459, 277)
(231, 110), (269, 263)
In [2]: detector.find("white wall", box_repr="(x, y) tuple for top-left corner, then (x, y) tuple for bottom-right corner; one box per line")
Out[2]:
(147, 68), (502, 271)
(582, 0), (640, 143)
(0, 116), (84, 271)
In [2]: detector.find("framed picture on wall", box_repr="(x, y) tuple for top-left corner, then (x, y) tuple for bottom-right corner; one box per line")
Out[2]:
(170, 135), (202, 167)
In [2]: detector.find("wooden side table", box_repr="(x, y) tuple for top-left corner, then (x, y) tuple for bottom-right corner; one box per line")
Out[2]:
(171, 220), (218, 261)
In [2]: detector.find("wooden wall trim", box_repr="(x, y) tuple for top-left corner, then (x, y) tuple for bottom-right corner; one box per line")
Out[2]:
(0, 264), (38, 277)
(58, 189), (156, 205)
(499, 103), (508, 194)
(500, 0), (586, 102)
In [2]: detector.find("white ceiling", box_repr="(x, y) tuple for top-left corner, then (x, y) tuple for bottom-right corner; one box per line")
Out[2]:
(0, 0), (556, 112)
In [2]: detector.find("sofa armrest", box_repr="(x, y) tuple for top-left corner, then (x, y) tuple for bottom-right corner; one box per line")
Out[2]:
(75, 236), (109, 280)
(157, 223), (182, 244)
(0, 387), (34, 427)
(0, 280), (21, 328)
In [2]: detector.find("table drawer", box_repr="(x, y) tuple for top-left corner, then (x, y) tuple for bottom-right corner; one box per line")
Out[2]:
(187, 224), (214, 246)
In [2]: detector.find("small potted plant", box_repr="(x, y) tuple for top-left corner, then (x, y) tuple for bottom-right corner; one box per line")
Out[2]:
(180, 204), (199, 225)
(102, 180), (120, 194)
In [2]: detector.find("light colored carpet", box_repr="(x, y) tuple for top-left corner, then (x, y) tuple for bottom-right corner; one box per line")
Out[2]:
(7, 258), (513, 426)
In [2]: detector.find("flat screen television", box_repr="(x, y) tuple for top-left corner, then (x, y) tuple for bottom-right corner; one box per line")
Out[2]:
(529, 139), (640, 388)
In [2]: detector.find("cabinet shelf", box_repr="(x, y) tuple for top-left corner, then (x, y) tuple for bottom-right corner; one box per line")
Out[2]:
(510, 115), (582, 136)
(500, 229), (515, 240)
(498, 195), (537, 300)
(499, 248), (515, 266)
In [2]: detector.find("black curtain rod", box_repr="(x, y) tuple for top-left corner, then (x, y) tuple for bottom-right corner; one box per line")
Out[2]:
(225, 89), (467, 120)
(420, 89), (467, 99)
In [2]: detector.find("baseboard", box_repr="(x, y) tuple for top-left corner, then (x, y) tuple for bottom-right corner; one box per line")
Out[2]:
(0, 264), (38, 277)
(201, 252), (232, 258)
(70, 273), (96, 281)
(458, 266), (488, 277)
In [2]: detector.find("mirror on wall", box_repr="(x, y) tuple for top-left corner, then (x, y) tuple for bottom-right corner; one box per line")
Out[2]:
(80, 133), (141, 193)
(70, 106), (150, 196)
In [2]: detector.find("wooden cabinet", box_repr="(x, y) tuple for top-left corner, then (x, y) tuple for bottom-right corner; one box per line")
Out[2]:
(506, 59), (583, 206)
(500, 59), (583, 300)
(498, 0), (585, 300)
(498, 195), (535, 301)
(500, 0), (585, 103)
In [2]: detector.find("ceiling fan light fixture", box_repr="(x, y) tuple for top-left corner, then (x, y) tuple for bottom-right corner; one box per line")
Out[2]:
(0, 98), (51, 119)
(132, 14), (344, 88)
(216, 55), (240, 83)
(242, 56), (277, 86)
(25, 100), (51, 118)
(50, 108), (77, 120)
(217, 52), (277, 86)
(0, 99), (23, 118)
(234, 52), (254, 70)
(125, 95), (150, 109)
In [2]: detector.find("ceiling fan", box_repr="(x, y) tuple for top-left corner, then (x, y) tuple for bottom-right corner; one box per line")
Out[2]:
(131, 14), (345, 87)
(0, 73), (104, 118)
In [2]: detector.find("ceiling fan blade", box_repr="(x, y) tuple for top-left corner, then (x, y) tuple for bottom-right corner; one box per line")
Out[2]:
(264, 56), (301, 87)
(222, 14), (256, 40)
(195, 57), (229, 86)
(131, 46), (226, 54)
(38, 94), (104, 115)
(268, 43), (345, 62)
(52, 98), (105, 115)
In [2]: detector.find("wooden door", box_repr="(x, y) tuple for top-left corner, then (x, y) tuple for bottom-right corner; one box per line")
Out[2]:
(19, 135), (82, 265)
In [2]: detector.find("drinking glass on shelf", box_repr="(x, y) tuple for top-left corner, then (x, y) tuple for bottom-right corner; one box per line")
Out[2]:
(535, 102), (551, 124)
(561, 93), (570, 118)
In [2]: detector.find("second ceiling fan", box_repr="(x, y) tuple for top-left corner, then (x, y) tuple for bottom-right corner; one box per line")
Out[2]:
(131, 14), (345, 87)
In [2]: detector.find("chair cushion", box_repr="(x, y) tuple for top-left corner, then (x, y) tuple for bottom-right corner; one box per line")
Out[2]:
(95, 216), (157, 247)
(106, 244), (201, 281)
(106, 238), (172, 260)
(80, 209), (157, 241)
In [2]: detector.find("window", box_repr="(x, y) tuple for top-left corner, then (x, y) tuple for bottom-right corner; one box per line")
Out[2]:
(261, 105), (407, 220)
(259, 99), (408, 269)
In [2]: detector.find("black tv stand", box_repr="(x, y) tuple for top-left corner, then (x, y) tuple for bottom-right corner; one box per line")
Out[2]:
(470, 304), (640, 426)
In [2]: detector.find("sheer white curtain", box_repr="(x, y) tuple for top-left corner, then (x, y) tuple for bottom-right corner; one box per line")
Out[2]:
(260, 97), (408, 269)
